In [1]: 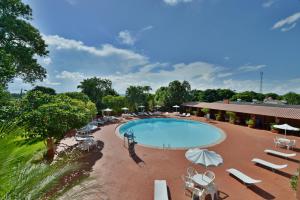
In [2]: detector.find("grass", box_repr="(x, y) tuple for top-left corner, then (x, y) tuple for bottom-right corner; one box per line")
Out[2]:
(0, 127), (83, 199)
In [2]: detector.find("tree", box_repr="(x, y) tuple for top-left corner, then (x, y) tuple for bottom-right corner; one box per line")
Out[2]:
(102, 95), (126, 114)
(0, 0), (48, 86)
(21, 92), (97, 159)
(230, 91), (265, 102)
(217, 89), (235, 100)
(283, 92), (300, 105)
(63, 92), (90, 103)
(166, 80), (191, 107)
(264, 93), (280, 100)
(77, 77), (117, 112)
(30, 86), (56, 95)
(125, 86), (150, 111)
(154, 86), (169, 107)
(189, 89), (204, 101)
(201, 89), (220, 102)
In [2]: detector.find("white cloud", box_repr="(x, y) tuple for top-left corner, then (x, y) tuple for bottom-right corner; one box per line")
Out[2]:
(117, 26), (153, 46)
(272, 12), (300, 32)
(238, 64), (266, 72)
(65, 0), (78, 5)
(262, 0), (276, 8)
(43, 34), (148, 66)
(42, 57), (52, 65)
(163, 0), (193, 6)
(281, 23), (297, 32)
(56, 71), (87, 81)
(118, 30), (136, 45)
(138, 62), (169, 73)
(217, 72), (233, 78)
(141, 25), (154, 32)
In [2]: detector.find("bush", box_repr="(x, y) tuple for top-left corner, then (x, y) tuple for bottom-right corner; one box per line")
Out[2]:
(290, 169), (299, 191)
(246, 119), (255, 127)
(270, 123), (277, 130)
(201, 108), (210, 114)
(226, 111), (236, 123)
(215, 112), (222, 121)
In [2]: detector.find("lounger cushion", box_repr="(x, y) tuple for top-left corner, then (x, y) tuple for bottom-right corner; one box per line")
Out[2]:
(264, 149), (296, 157)
(154, 180), (168, 200)
(226, 168), (261, 185)
(252, 158), (287, 169)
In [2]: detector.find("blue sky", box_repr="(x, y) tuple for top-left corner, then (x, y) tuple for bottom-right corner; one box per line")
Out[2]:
(9, 0), (300, 94)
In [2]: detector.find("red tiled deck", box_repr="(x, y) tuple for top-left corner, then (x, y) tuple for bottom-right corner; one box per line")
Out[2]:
(60, 116), (299, 200)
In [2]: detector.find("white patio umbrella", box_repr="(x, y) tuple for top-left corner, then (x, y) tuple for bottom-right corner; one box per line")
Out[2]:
(121, 107), (129, 111)
(273, 123), (299, 137)
(103, 108), (112, 116)
(173, 105), (180, 112)
(138, 105), (145, 112)
(154, 105), (161, 111)
(185, 148), (223, 168)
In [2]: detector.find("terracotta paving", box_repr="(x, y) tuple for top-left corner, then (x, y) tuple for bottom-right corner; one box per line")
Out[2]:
(60, 116), (299, 200)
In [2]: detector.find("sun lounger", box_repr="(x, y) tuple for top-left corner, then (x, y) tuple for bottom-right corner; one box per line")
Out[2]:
(252, 158), (287, 171)
(154, 180), (168, 200)
(264, 149), (296, 158)
(226, 168), (261, 185)
(186, 113), (191, 117)
(180, 113), (186, 117)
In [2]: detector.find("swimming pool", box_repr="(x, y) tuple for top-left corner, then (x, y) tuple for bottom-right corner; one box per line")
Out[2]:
(118, 118), (225, 149)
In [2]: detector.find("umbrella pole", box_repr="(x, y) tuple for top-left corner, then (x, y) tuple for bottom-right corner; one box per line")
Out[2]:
(285, 129), (287, 138)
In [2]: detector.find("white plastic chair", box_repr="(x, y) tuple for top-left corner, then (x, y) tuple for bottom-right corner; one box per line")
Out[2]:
(181, 175), (194, 196)
(187, 167), (198, 177)
(191, 187), (205, 200)
(273, 138), (281, 147)
(287, 140), (296, 150)
(203, 170), (215, 184)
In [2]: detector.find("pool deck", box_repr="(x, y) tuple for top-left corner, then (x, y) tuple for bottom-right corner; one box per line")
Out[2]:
(59, 116), (299, 200)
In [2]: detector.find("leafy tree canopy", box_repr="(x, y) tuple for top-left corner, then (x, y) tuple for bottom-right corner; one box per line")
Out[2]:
(283, 92), (300, 105)
(77, 77), (118, 112)
(102, 95), (126, 114)
(30, 86), (56, 95)
(0, 0), (48, 86)
(125, 85), (151, 111)
(230, 91), (265, 102)
(62, 92), (90, 103)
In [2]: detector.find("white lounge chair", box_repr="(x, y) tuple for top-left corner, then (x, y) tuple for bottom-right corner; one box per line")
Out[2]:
(180, 113), (186, 117)
(252, 158), (287, 171)
(226, 168), (261, 186)
(264, 149), (296, 158)
(154, 180), (168, 200)
(287, 140), (296, 150)
(186, 113), (191, 117)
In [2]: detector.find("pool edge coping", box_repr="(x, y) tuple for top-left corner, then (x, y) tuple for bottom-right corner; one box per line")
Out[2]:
(114, 117), (227, 150)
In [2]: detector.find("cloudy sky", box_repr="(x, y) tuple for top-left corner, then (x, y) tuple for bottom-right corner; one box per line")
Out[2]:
(9, 0), (300, 94)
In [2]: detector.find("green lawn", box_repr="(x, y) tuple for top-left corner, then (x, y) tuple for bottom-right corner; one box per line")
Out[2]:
(0, 129), (78, 199)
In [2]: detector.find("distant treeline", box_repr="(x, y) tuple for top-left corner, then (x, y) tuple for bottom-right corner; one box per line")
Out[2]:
(4, 78), (300, 114)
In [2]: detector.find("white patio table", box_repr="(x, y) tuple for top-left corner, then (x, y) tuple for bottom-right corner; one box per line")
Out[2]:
(192, 174), (212, 188)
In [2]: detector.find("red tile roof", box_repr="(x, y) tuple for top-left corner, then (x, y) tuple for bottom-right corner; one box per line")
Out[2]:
(182, 102), (300, 120)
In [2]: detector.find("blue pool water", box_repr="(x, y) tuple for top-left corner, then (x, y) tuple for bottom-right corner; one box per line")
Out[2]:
(118, 118), (224, 149)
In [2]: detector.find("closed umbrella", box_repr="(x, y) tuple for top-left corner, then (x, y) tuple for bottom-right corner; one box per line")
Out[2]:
(273, 124), (299, 137)
(173, 105), (180, 112)
(185, 148), (223, 168)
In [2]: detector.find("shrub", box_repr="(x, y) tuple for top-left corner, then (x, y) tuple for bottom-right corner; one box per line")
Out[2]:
(290, 169), (299, 191)
(201, 108), (210, 114)
(215, 112), (222, 121)
(246, 119), (255, 127)
(226, 111), (236, 123)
